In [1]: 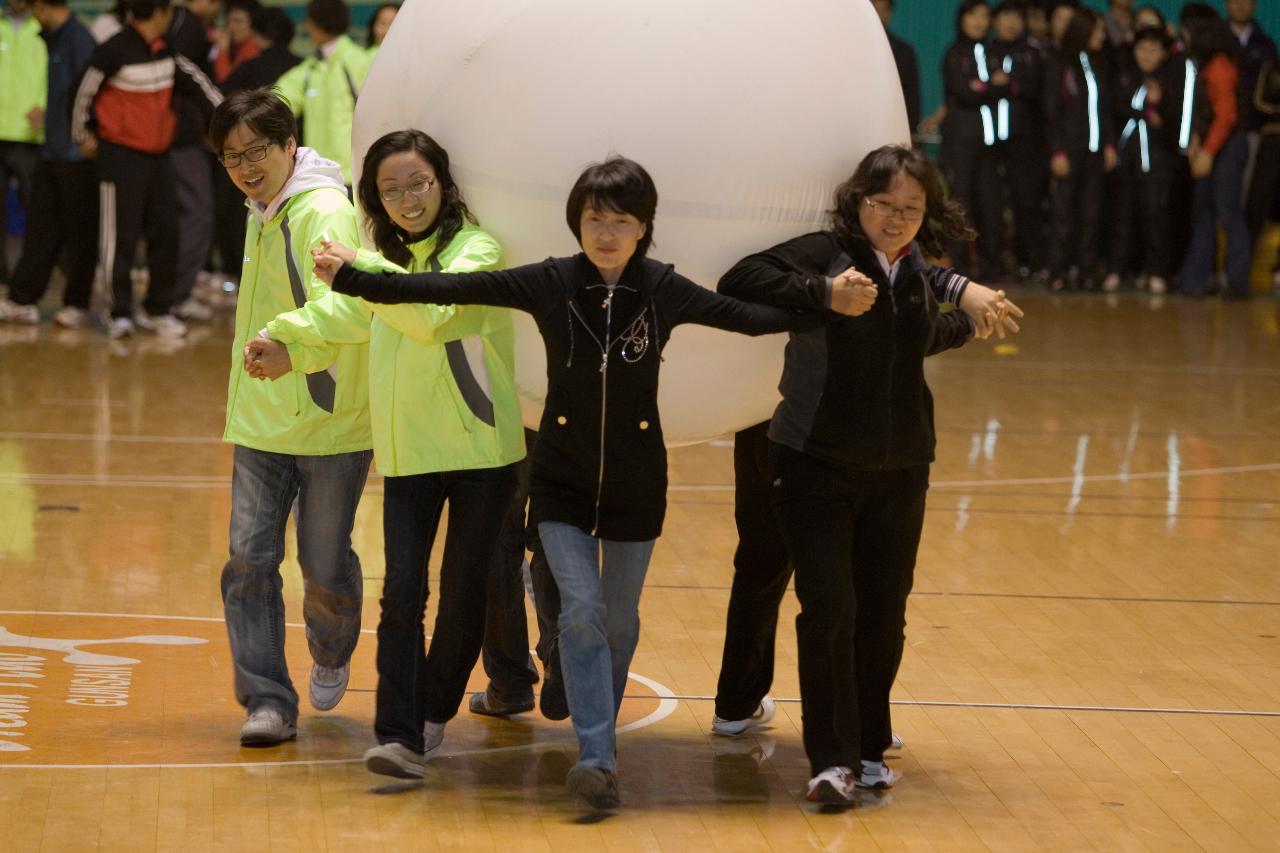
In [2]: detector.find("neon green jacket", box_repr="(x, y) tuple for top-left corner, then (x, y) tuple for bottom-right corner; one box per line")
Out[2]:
(223, 148), (371, 455)
(0, 14), (47, 144)
(265, 223), (526, 477)
(275, 35), (370, 185)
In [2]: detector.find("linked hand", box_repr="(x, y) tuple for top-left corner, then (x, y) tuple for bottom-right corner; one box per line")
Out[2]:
(311, 240), (356, 286)
(959, 282), (1024, 340)
(829, 267), (878, 317)
(244, 335), (292, 380)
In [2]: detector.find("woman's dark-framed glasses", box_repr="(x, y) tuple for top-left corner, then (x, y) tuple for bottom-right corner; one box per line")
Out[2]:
(380, 176), (436, 203)
(863, 197), (925, 221)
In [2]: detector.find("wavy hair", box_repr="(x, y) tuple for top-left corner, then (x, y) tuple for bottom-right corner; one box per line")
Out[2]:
(357, 129), (477, 268)
(830, 145), (975, 258)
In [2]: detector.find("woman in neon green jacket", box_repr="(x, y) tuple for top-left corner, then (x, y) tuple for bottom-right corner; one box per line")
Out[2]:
(248, 129), (524, 780)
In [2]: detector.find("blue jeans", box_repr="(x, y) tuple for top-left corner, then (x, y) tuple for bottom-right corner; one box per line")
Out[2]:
(1180, 133), (1252, 297)
(537, 521), (655, 771)
(221, 445), (372, 721)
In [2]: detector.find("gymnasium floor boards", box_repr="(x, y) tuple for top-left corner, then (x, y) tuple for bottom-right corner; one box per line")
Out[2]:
(1, 292), (1278, 851)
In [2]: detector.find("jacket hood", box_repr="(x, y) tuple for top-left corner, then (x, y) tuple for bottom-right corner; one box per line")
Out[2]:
(251, 146), (346, 225)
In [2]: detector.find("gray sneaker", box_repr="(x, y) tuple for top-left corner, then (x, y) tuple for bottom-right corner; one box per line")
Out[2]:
(711, 695), (776, 736)
(565, 762), (620, 810)
(309, 662), (350, 711)
(469, 687), (535, 717)
(422, 720), (445, 760)
(133, 310), (188, 338)
(240, 708), (297, 746)
(364, 742), (425, 779)
(0, 298), (38, 324)
(855, 759), (899, 790)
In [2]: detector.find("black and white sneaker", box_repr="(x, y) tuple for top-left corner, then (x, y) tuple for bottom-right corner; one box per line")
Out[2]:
(805, 766), (856, 804)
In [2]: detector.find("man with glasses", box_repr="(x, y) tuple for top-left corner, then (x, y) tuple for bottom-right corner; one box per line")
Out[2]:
(210, 87), (372, 746)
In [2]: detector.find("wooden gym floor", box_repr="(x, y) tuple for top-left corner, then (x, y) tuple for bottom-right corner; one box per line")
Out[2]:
(1, 291), (1278, 851)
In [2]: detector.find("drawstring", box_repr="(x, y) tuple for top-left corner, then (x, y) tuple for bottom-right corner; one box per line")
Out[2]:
(652, 300), (663, 362)
(565, 302), (575, 367)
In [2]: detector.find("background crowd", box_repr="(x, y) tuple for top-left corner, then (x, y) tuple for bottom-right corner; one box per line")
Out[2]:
(0, 0), (1278, 336)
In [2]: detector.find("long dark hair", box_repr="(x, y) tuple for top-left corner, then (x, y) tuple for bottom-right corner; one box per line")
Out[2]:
(954, 0), (990, 38)
(1057, 7), (1097, 57)
(357, 129), (477, 268)
(1183, 13), (1240, 65)
(830, 145), (975, 258)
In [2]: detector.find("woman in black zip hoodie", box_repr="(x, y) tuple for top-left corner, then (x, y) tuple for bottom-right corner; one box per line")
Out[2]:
(718, 144), (978, 805)
(313, 156), (841, 810)
(1043, 7), (1118, 290)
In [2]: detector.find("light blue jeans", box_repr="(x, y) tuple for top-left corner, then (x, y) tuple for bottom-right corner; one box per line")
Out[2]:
(538, 521), (655, 771)
(221, 445), (372, 721)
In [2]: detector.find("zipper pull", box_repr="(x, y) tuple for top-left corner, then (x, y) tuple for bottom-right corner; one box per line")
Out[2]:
(600, 356), (608, 373)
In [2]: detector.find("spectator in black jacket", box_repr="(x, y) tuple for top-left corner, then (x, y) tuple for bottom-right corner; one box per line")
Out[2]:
(1043, 6), (1116, 290)
(718, 145), (988, 805)
(871, 0), (921, 135)
(1104, 27), (1180, 294)
(941, 0), (1003, 276)
(212, 6), (300, 286)
(1226, 0), (1277, 134)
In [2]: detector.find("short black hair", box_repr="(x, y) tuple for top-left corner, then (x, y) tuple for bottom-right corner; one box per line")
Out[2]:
(1133, 24), (1171, 50)
(955, 0), (990, 36)
(125, 0), (172, 21)
(565, 157), (658, 259)
(32, 0), (71, 8)
(226, 0), (260, 16)
(993, 0), (1027, 18)
(306, 0), (349, 38)
(208, 87), (297, 153)
(251, 6), (294, 45)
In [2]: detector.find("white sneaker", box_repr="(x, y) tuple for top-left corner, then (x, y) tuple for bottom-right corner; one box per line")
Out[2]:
(1148, 276), (1167, 296)
(711, 695), (777, 736)
(805, 766), (856, 803)
(0, 298), (38, 324)
(422, 720), (445, 760)
(889, 731), (904, 751)
(240, 707), (297, 746)
(174, 297), (214, 321)
(53, 306), (91, 329)
(364, 742), (425, 779)
(133, 311), (188, 338)
(107, 317), (135, 339)
(856, 759), (899, 790)
(1102, 273), (1121, 292)
(309, 662), (349, 711)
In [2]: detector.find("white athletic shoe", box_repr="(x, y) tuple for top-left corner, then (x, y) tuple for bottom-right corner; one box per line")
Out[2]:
(711, 695), (777, 736)
(423, 720), (445, 760)
(0, 298), (38, 324)
(174, 297), (214, 321)
(1102, 273), (1121, 292)
(856, 759), (899, 790)
(889, 731), (904, 751)
(240, 707), (297, 746)
(133, 311), (188, 338)
(308, 662), (349, 711)
(1148, 276), (1167, 296)
(364, 742), (425, 779)
(107, 317), (135, 339)
(53, 306), (91, 329)
(806, 766), (857, 803)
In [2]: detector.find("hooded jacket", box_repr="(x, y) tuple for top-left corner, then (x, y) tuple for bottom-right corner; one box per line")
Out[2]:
(1043, 50), (1116, 156)
(718, 231), (973, 472)
(223, 147), (371, 455)
(264, 222), (526, 477)
(274, 35), (370, 185)
(330, 253), (815, 541)
(0, 11), (47, 144)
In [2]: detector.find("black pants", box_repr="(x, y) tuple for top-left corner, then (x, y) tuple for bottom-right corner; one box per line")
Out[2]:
(1109, 158), (1174, 279)
(8, 160), (98, 309)
(0, 140), (40, 282)
(479, 430), (543, 701)
(1246, 132), (1280, 251)
(770, 443), (928, 775)
(213, 165), (247, 278)
(170, 145), (214, 306)
(992, 136), (1046, 272)
(942, 134), (1002, 274)
(374, 464), (518, 751)
(1048, 150), (1106, 280)
(714, 421), (792, 721)
(97, 142), (178, 317)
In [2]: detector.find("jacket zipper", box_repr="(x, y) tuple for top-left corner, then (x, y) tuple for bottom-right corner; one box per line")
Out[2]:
(882, 269), (899, 469)
(568, 293), (613, 537)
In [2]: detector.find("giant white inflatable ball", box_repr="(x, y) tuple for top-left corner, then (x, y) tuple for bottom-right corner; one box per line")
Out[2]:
(357, 0), (908, 445)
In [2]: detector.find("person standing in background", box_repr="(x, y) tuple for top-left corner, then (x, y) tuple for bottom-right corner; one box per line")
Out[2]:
(0, 0), (47, 290)
(276, 0), (371, 190)
(364, 2), (396, 57)
(0, 0), (97, 327)
(871, 0), (920, 136)
(212, 0), (260, 82)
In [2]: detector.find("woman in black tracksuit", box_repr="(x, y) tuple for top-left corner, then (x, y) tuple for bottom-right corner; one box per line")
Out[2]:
(1043, 7), (1117, 290)
(720, 144), (978, 805)
(942, 0), (1004, 276)
(314, 156), (832, 810)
